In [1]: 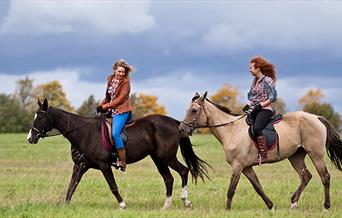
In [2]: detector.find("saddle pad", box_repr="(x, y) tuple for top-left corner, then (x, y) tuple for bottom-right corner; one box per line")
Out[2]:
(248, 114), (282, 151)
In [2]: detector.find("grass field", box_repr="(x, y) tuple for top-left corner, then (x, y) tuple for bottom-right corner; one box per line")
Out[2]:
(1, 133), (342, 218)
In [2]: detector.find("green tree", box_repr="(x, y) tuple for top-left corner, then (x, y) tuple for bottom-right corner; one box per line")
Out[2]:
(130, 93), (167, 119)
(299, 88), (341, 130)
(14, 77), (35, 109)
(34, 80), (74, 111)
(76, 95), (99, 117)
(303, 102), (341, 130)
(0, 94), (32, 133)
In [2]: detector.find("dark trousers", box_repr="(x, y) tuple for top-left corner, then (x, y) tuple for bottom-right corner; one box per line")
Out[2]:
(252, 109), (273, 137)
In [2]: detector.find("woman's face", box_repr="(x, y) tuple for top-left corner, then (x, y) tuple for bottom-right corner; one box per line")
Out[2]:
(249, 62), (261, 77)
(114, 66), (126, 79)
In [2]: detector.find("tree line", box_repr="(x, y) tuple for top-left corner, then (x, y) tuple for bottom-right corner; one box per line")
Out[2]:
(0, 77), (340, 133)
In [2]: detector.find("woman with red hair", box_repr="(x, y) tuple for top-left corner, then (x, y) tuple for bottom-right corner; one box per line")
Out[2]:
(242, 56), (278, 164)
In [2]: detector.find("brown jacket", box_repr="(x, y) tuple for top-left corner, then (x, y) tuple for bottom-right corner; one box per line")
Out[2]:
(102, 77), (132, 114)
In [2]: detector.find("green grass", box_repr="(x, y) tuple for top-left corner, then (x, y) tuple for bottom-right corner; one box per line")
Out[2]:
(1, 133), (342, 217)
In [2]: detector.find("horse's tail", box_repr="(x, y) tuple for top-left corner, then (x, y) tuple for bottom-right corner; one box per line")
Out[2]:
(318, 117), (342, 171)
(179, 136), (211, 183)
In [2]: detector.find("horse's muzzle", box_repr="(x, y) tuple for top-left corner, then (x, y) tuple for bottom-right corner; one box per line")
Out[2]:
(179, 123), (192, 137)
(27, 129), (38, 144)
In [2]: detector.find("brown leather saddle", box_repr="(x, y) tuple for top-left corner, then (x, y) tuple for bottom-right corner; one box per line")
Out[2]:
(246, 111), (282, 153)
(101, 113), (135, 152)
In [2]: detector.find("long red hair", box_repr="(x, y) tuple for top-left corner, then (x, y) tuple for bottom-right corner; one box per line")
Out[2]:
(250, 56), (277, 81)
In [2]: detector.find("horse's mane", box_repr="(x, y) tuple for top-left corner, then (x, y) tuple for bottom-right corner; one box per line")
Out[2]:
(49, 107), (96, 122)
(204, 98), (242, 116)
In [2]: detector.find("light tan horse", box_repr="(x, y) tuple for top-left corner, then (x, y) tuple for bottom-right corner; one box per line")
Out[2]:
(179, 92), (342, 210)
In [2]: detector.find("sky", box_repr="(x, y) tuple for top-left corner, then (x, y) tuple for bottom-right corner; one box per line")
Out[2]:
(1, 1), (342, 120)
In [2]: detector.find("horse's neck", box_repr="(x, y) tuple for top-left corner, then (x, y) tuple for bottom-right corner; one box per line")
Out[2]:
(204, 101), (242, 144)
(49, 107), (87, 136)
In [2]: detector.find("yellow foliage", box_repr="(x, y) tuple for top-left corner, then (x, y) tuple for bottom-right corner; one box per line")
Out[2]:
(34, 80), (74, 112)
(299, 88), (324, 106)
(210, 83), (243, 113)
(130, 93), (167, 119)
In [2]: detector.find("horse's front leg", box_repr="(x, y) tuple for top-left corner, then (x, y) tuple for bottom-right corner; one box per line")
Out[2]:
(226, 163), (243, 210)
(65, 162), (89, 203)
(99, 164), (125, 209)
(242, 166), (274, 209)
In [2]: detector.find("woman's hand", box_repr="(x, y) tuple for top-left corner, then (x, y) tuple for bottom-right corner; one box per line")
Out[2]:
(242, 104), (250, 113)
(102, 103), (110, 110)
(252, 103), (262, 112)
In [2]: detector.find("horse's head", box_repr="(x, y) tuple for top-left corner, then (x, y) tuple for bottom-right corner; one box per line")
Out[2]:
(27, 99), (53, 144)
(179, 91), (208, 137)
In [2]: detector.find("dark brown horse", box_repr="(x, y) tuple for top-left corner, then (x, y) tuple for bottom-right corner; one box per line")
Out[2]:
(27, 99), (209, 209)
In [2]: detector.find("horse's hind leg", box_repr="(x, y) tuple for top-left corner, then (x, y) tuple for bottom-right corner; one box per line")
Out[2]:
(242, 167), (274, 209)
(307, 153), (331, 209)
(151, 155), (174, 209)
(288, 147), (312, 209)
(65, 163), (89, 203)
(168, 158), (191, 208)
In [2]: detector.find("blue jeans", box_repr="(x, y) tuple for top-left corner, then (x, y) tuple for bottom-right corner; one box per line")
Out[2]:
(112, 112), (130, 149)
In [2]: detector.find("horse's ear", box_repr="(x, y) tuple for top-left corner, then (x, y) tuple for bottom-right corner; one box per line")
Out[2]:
(42, 99), (48, 111)
(192, 92), (200, 102)
(203, 91), (207, 99)
(200, 91), (208, 102)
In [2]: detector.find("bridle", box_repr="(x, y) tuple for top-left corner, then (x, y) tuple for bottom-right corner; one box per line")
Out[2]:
(181, 101), (246, 131)
(31, 110), (54, 139)
(31, 108), (94, 140)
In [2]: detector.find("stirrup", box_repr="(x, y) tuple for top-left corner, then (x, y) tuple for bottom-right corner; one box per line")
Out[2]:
(112, 160), (120, 169)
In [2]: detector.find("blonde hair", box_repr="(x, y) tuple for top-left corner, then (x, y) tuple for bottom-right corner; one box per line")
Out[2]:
(112, 59), (134, 75)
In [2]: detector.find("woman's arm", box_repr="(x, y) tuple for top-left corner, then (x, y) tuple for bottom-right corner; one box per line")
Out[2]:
(103, 81), (130, 109)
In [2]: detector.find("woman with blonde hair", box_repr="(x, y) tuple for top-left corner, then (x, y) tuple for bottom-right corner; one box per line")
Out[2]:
(98, 59), (134, 171)
(242, 56), (277, 164)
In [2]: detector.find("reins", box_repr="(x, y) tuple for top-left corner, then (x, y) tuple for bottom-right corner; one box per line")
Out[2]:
(32, 109), (97, 139)
(181, 101), (247, 130)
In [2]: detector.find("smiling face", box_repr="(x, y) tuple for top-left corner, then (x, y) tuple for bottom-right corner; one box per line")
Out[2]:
(114, 66), (126, 80)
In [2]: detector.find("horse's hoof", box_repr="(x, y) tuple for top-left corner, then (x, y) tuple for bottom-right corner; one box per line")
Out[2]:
(119, 201), (126, 209)
(184, 200), (192, 209)
(270, 205), (276, 213)
(290, 202), (298, 209)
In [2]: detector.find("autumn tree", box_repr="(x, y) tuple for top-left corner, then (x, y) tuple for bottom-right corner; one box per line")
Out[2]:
(210, 83), (243, 113)
(299, 88), (341, 130)
(130, 93), (167, 119)
(76, 95), (100, 117)
(195, 84), (243, 134)
(34, 80), (74, 111)
(299, 88), (324, 107)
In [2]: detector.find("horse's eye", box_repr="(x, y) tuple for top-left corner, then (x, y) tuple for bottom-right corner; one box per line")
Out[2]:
(191, 108), (197, 113)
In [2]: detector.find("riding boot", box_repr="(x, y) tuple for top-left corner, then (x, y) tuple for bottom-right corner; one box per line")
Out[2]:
(255, 135), (268, 165)
(117, 147), (126, 172)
